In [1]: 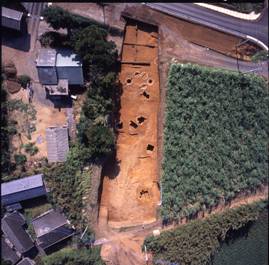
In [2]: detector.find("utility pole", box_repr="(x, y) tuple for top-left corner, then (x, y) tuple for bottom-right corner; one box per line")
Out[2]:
(235, 39), (249, 74)
(144, 245), (148, 264)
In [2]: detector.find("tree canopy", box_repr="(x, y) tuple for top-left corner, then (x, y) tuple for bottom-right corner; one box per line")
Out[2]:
(144, 200), (267, 265)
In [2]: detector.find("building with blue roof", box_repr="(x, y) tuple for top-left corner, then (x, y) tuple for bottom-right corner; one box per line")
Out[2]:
(1, 174), (47, 206)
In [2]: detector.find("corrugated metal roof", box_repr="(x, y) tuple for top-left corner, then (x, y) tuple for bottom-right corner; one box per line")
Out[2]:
(2, 7), (23, 21)
(36, 49), (57, 67)
(56, 49), (82, 67)
(1, 174), (44, 196)
(46, 126), (69, 163)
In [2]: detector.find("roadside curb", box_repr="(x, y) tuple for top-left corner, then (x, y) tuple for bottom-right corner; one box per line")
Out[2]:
(146, 4), (268, 51)
(194, 3), (261, 21)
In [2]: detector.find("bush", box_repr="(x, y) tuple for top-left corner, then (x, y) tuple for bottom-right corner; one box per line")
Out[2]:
(144, 200), (267, 265)
(17, 75), (31, 89)
(161, 63), (269, 221)
(42, 247), (105, 265)
(251, 50), (269, 63)
(14, 154), (27, 165)
(23, 142), (39, 156)
(3, 60), (17, 80)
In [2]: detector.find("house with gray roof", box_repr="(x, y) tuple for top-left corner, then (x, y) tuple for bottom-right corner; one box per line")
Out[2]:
(1, 237), (21, 265)
(1, 174), (47, 206)
(36, 48), (84, 89)
(2, 7), (24, 31)
(32, 209), (74, 253)
(46, 126), (69, 163)
(1, 211), (35, 256)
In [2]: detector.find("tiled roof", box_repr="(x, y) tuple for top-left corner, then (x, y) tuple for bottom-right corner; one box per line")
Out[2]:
(1, 212), (34, 254)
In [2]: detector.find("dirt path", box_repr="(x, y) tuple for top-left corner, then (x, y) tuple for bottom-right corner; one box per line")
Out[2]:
(99, 19), (160, 230)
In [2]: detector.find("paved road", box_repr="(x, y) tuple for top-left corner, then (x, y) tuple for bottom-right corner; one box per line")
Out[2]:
(22, 2), (47, 51)
(146, 3), (268, 47)
(201, 47), (268, 78)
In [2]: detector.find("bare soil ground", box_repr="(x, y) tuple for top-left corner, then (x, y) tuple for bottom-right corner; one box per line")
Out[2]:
(100, 187), (268, 265)
(8, 89), (67, 161)
(99, 19), (160, 229)
(2, 42), (68, 162)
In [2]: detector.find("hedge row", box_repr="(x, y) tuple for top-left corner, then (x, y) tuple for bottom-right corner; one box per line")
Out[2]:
(144, 200), (268, 265)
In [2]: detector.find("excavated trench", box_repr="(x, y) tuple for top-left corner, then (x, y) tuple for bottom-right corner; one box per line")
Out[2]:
(99, 18), (160, 229)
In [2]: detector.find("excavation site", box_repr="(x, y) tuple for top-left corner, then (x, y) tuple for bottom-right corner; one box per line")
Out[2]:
(99, 18), (160, 229)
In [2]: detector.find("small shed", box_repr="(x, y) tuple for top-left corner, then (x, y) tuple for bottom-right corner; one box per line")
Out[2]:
(36, 49), (58, 85)
(32, 209), (74, 252)
(1, 174), (47, 206)
(1, 211), (35, 255)
(46, 126), (69, 163)
(2, 7), (23, 31)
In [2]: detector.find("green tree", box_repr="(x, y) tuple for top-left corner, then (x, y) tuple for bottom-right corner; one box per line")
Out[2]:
(42, 6), (73, 33)
(251, 50), (269, 63)
(83, 125), (115, 159)
(14, 154), (27, 165)
(71, 25), (117, 80)
(17, 75), (31, 88)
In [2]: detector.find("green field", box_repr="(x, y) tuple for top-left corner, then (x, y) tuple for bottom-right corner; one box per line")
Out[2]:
(162, 64), (268, 220)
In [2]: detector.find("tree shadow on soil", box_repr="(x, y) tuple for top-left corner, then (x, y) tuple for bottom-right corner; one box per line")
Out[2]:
(101, 151), (121, 180)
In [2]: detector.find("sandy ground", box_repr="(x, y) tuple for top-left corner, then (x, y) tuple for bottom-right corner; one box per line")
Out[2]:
(99, 19), (160, 229)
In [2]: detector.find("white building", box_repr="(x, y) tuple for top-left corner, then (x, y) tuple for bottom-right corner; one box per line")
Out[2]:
(36, 48), (84, 86)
